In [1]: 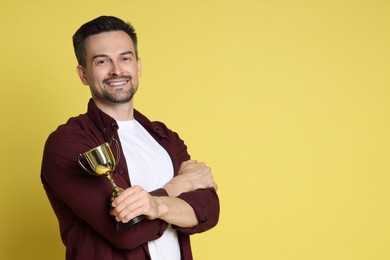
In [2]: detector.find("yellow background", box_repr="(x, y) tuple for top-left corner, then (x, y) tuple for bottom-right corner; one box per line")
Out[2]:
(1, 0), (389, 259)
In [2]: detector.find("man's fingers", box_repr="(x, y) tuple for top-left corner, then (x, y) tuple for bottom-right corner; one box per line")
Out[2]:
(112, 185), (142, 207)
(111, 187), (153, 222)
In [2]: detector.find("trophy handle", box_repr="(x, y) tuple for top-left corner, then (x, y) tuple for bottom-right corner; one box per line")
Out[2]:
(77, 154), (97, 175)
(110, 138), (121, 169)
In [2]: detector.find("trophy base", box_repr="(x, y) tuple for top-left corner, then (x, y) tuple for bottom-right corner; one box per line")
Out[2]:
(116, 215), (146, 231)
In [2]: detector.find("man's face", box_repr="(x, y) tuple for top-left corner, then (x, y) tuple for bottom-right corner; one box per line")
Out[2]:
(77, 30), (141, 104)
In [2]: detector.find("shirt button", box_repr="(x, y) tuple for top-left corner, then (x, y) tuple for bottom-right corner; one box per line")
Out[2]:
(119, 170), (124, 175)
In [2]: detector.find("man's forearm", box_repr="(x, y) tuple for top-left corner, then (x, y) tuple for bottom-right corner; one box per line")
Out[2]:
(163, 160), (217, 197)
(154, 196), (198, 227)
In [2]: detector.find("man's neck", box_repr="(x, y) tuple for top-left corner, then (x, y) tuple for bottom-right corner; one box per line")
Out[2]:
(93, 98), (135, 121)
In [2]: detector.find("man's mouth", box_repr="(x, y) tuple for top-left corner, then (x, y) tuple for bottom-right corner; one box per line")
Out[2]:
(104, 76), (131, 87)
(105, 80), (129, 87)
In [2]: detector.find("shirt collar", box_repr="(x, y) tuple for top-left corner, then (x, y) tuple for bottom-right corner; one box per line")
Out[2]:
(87, 98), (168, 139)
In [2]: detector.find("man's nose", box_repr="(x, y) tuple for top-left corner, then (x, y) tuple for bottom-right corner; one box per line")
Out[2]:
(109, 61), (123, 75)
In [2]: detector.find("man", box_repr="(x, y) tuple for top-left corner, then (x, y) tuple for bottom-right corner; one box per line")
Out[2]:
(41, 15), (219, 260)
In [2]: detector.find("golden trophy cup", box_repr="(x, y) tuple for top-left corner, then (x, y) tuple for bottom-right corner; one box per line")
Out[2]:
(77, 138), (145, 229)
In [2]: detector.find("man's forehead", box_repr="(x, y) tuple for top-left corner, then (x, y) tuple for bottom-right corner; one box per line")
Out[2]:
(84, 31), (135, 55)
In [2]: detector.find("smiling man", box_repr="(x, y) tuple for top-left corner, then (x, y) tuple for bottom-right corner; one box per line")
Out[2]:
(41, 16), (219, 260)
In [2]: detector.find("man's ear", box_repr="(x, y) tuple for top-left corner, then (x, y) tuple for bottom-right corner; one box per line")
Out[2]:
(76, 65), (89, 85)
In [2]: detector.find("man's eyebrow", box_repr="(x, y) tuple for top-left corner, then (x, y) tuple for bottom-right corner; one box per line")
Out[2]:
(92, 51), (135, 61)
(119, 51), (135, 56)
(92, 54), (109, 60)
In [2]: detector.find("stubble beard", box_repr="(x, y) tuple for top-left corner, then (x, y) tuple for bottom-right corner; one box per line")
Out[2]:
(103, 82), (137, 104)
(95, 77), (138, 104)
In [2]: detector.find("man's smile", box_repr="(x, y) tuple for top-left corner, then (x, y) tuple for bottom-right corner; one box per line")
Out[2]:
(105, 80), (129, 87)
(103, 76), (131, 88)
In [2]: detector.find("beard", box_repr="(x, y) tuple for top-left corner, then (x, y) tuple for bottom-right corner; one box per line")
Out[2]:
(93, 76), (138, 104)
(103, 82), (137, 104)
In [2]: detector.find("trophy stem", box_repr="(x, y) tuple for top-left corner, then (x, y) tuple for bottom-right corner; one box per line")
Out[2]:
(106, 173), (124, 199)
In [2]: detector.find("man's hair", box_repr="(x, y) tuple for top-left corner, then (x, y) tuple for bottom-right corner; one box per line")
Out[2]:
(72, 16), (138, 66)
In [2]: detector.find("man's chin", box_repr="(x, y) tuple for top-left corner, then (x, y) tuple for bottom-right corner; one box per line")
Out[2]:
(105, 93), (135, 104)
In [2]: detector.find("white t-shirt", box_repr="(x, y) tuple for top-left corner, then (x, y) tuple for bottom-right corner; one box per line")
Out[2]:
(117, 119), (180, 260)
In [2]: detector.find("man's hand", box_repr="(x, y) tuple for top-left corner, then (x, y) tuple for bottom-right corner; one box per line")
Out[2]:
(163, 160), (217, 197)
(111, 185), (159, 223)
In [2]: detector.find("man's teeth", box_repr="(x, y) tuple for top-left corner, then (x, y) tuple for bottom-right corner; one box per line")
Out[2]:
(107, 81), (127, 86)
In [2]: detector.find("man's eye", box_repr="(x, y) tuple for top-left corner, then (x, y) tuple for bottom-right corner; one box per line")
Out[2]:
(95, 59), (109, 65)
(122, 56), (132, 62)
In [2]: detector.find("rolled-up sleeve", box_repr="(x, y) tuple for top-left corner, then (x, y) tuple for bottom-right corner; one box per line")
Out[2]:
(174, 188), (220, 234)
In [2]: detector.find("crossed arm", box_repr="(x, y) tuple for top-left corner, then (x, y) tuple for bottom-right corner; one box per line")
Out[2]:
(111, 160), (217, 227)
